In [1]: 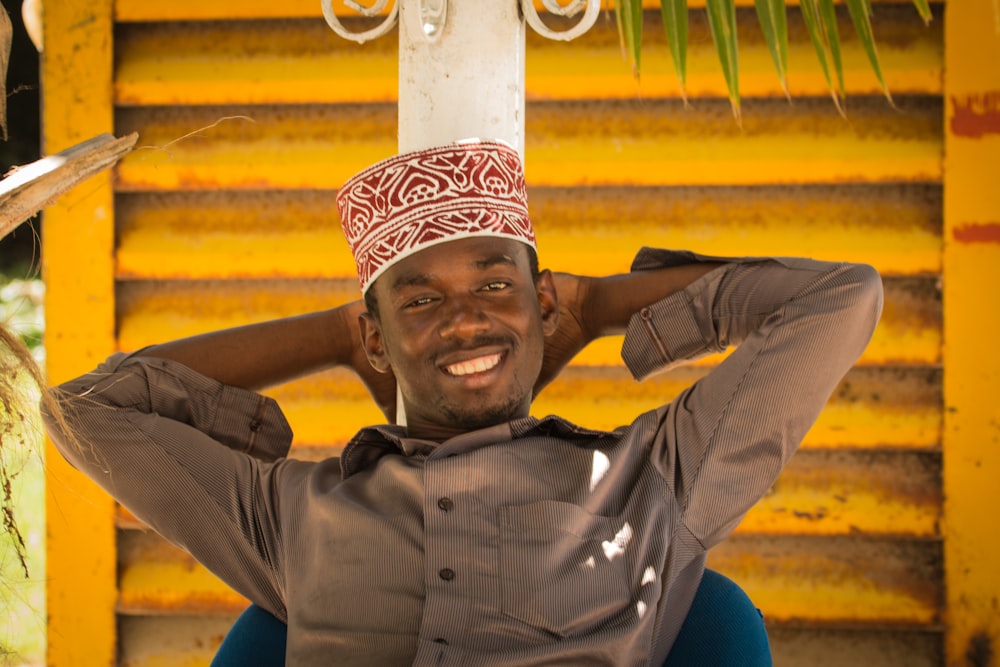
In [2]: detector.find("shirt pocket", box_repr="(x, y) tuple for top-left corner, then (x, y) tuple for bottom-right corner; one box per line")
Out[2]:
(498, 501), (635, 639)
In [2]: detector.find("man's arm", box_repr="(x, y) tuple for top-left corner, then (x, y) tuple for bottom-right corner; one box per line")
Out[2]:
(140, 300), (398, 420)
(42, 300), (396, 619)
(539, 250), (883, 548)
(535, 261), (723, 395)
(623, 253), (883, 547)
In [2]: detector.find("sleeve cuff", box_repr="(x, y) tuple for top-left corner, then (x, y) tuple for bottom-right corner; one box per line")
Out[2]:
(621, 248), (733, 381)
(621, 288), (714, 381)
(115, 354), (294, 461)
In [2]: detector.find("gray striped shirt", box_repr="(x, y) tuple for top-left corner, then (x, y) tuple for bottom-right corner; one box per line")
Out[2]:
(48, 250), (883, 666)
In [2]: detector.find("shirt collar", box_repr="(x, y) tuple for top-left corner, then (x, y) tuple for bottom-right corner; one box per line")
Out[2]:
(339, 415), (612, 478)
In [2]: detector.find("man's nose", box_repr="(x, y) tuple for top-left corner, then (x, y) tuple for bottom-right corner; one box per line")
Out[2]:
(439, 296), (489, 340)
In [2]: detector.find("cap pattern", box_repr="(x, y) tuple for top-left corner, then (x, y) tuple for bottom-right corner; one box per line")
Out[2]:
(337, 140), (535, 292)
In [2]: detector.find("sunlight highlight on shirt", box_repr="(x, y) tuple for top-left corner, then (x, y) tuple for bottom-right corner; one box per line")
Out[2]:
(601, 522), (633, 561)
(590, 450), (610, 492)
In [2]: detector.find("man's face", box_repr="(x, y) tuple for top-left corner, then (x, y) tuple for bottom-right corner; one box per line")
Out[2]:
(360, 237), (558, 441)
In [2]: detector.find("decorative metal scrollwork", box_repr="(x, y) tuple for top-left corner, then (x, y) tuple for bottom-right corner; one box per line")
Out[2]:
(321, 0), (600, 43)
(320, 0), (399, 44)
(522, 0), (601, 42)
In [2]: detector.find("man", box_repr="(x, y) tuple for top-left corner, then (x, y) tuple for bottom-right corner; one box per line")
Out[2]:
(46, 140), (883, 666)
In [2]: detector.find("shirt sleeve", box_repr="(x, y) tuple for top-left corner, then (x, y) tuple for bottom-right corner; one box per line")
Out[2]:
(621, 248), (884, 548)
(44, 352), (293, 618)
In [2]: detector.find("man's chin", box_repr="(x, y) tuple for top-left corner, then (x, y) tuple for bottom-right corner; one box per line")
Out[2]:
(441, 397), (524, 431)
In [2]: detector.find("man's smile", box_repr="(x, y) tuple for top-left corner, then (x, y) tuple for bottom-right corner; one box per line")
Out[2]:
(442, 352), (504, 377)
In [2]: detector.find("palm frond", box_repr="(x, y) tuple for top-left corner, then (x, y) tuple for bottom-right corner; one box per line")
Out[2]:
(845, 0), (893, 105)
(660, 0), (689, 102)
(754, 0), (790, 99)
(616, 0), (644, 78)
(608, 0), (933, 119)
(705, 0), (741, 122)
(800, 0), (844, 115)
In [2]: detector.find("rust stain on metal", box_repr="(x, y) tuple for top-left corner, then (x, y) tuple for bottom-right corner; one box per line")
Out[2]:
(950, 92), (1000, 138)
(118, 592), (247, 616)
(954, 223), (1000, 245)
(965, 631), (994, 667)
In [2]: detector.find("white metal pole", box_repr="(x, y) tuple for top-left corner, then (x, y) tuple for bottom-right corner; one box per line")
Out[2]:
(397, 0), (526, 156)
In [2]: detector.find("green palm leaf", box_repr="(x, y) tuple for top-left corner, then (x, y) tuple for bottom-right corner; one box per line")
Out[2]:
(819, 0), (845, 102)
(616, 0), (643, 78)
(845, 0), (892, 104)
(800, 0), (844, 115)
(612, 0), (934, 118)
(754, 0), (789, 99)
(705, 0), (741, 121)
(660, 0), (689, 102)
(911, 0), (933, 25)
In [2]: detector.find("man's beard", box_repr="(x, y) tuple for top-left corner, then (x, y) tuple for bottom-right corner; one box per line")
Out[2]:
(436, 383), (529, 431)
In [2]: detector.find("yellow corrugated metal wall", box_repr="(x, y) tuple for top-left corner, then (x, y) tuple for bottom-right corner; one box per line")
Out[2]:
(40, 0), (1000, 664)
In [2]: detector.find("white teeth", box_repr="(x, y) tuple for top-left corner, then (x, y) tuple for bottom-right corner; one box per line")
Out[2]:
(446, 353), (501, 376)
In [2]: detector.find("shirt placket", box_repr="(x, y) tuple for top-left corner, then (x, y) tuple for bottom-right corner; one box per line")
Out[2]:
(414, 452), (474, 666)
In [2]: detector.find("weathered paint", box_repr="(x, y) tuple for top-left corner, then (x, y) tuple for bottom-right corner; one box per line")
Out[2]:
(114, 186), (943, 279)
(118, 531), (248, 615)
(943, 0), (1000, 664)
(112, 98), (942, 192)
(949, 90), (1000, 138)
(41, 1), (118, 665)
(112, 0), (938, 22)
(768, 628), (943, 667)
(953, 222), (1000, 244)
(119, 617), (235, 667)
(741, 450), (942, 537)
(112, 9), (942, 106)
(707, 536), (942, 626)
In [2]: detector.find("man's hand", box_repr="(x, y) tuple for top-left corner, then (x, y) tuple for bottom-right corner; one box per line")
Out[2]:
(535, 271), (598, 397)
(534, 261), (724, 397)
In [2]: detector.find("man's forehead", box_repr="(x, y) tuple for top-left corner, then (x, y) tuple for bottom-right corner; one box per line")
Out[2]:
(385, 238), (528, 289)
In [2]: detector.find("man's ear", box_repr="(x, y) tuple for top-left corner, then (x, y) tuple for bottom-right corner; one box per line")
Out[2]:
(536, 269), (559, 336)
(359, 312), (392, 374)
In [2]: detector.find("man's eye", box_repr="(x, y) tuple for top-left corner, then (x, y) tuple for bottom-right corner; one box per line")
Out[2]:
(482, 281), (510, 292)
(405, 296), (434, 308)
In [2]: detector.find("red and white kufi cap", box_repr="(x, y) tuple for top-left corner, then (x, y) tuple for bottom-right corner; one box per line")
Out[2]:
(337, 139), (535, 293)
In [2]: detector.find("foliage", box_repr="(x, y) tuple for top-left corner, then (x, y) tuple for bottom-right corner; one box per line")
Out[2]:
(614, 0), (933, 120)
(0, 278), (45, 666)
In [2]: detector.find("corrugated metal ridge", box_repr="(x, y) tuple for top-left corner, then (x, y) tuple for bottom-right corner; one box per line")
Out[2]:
(112, 97), (942, 191)
(114, 185), (942, 279)
(113, 7), (941, 104)
(114, 0), (942, 22)
(116, 530), (943, 626)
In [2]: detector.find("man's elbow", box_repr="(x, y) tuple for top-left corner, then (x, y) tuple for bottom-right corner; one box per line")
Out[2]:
(846, 262), (885, 334)
(40, 386), (86, 467)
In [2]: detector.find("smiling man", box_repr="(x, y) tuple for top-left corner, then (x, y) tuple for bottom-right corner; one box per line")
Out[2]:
(46, 140), (883, 666)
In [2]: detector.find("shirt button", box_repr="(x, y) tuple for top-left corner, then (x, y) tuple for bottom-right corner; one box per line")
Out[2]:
(640, 307), (653, 320)
(437, 497), (453, 512)
(438, 568), (455, 581)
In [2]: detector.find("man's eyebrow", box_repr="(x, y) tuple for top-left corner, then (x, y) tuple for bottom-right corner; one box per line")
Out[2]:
(390, 273), (431, 292)
(475, 254), (516, 270)
(390, 254), (517, 292)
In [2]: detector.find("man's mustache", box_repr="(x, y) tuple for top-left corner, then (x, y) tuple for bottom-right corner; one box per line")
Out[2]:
(433, 335), (517, 362)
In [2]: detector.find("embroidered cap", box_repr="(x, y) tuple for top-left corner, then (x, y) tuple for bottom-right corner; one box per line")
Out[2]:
(336, 139), (535, 293)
